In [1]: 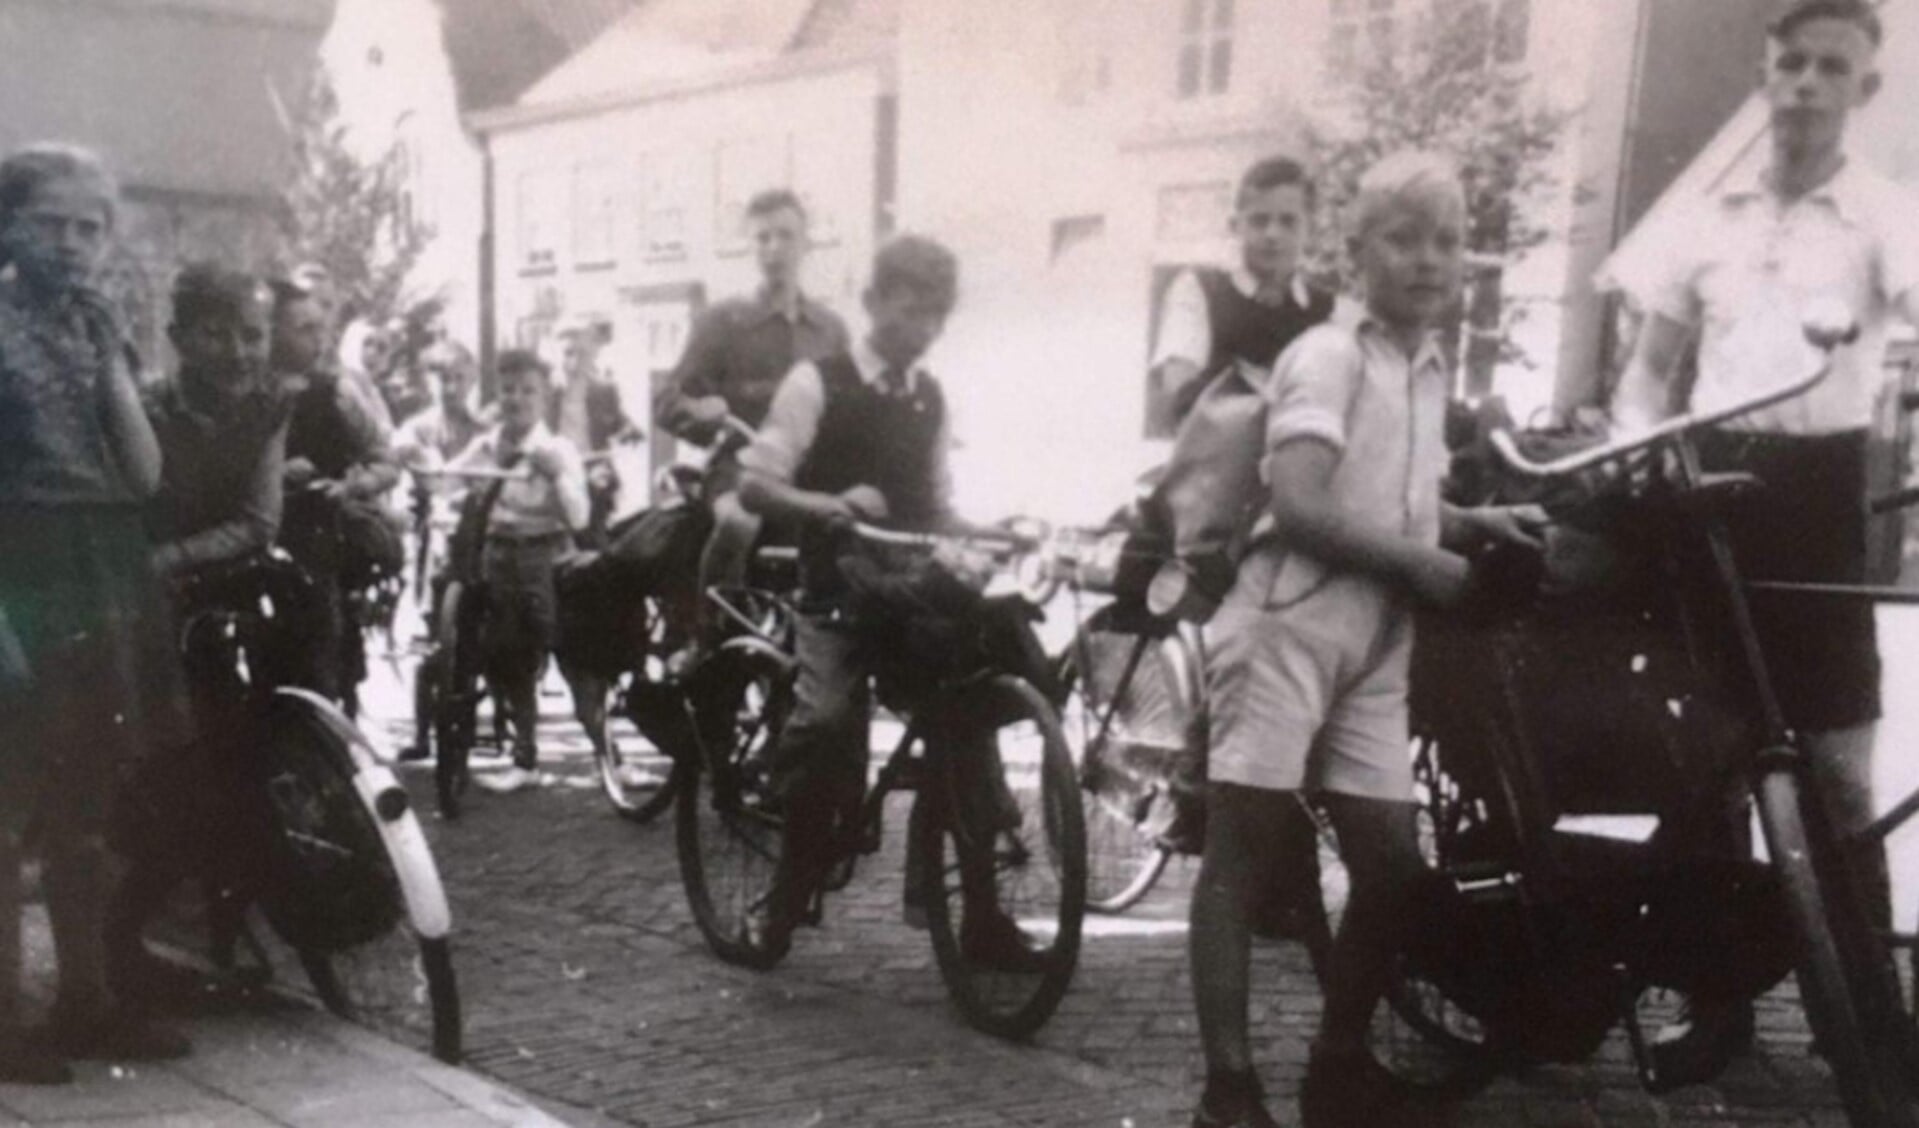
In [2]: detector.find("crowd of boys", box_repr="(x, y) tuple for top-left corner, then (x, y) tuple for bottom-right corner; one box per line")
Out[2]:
(0, 3), (1909, 1124)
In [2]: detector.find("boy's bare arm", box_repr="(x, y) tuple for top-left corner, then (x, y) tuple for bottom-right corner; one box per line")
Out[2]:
(1610, 312), (1692, 432)
(738, 469), (874, 530)
(1268, 439), (1469, 607)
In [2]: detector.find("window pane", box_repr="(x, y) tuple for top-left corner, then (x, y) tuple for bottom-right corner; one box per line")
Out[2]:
(1209, 38), (1233, 93)
(1214, 0), (1234, 30)
(1178, 43), (1202, 96)
(1368, 0), (1393, 12)
(1328, 24), (1357, 74)
(1183, 0), (1205, 35)
(1332, 0), (1356, 15)
(1495, 0), (1530, 63)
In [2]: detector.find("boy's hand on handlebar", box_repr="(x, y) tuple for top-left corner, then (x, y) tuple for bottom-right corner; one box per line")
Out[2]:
(284, 456), (317, 487)
(1472, 504), (1550, 551)
(840, 485), (889, 522)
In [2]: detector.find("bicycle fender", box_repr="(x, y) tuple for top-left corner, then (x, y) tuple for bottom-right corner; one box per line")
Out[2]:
(271, 688), (454, 941)
(717, 634), (797, 676)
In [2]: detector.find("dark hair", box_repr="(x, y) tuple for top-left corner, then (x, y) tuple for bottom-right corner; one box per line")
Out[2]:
(1236, 155), (1316, 211)
(496, 347), (550, 383)
(745, 188), (806, 223)
(171, 262), (266, 329)
(1770, 0), (1882, 47)
(869, 234), (959, 307)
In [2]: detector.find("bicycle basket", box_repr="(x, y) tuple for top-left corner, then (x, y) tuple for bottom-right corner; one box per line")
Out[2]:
(256, 700), (403, 952)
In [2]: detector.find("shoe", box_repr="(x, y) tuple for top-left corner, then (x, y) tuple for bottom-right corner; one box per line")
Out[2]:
(1299, 1048), (1418, 1128)
(1158, 793), (1207, 856)
(34, 1010), (191, 1062)
(960, 910), (1051, 973)
(395, 743), (431, 763)
(475, 765), (534, 793)
(1648, 997), (1755, 1092)
(0, 1033), (71, 1085)
(616, 764), (668, 792)
(1190, 1070), (1277, 1128)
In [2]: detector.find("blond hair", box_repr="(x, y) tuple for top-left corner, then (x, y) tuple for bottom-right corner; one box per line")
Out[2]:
(1349, 151), (1465, 242)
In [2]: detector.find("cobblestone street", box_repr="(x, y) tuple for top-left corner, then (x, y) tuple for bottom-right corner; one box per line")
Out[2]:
(353, 637), (1873, 1128)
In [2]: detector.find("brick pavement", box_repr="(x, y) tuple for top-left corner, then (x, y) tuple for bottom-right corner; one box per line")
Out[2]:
(350, 651), (1859, 1128)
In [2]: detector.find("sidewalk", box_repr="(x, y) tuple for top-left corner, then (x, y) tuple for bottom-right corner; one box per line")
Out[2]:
(1, 910), (604, 1128)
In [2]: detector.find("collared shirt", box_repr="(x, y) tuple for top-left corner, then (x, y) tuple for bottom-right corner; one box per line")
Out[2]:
(656, 289), (850, 444)
(1248, 298), (1450, 605)
(144, 378), (289, 575)
(1633, 160), (1919, 435)
(447, 420), (589, 538)
(1152, 266), (1319, 373)
(0, 282), (142, 506)
(740, 337), (954, 508)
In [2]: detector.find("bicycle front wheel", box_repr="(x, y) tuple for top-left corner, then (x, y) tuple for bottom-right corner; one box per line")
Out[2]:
(258, 692), (462, 1064)
(1057, 609), (1191, 913)
(1756, 763), (1917, 1128)
(912, 674), (1086, 1040)
(675, 643), (793, 970)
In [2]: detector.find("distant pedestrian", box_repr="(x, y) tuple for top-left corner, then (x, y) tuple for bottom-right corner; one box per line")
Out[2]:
(654, 188), (849, 672)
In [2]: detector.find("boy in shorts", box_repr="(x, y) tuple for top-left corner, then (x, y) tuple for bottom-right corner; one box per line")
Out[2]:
(1187, 153), (1542, 1128)
(451, 350), (588, 793)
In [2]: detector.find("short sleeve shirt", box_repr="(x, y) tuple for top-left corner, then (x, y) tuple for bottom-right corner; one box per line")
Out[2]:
(1632, 161), (1919, 435)
(1237, 300), (1450, 607)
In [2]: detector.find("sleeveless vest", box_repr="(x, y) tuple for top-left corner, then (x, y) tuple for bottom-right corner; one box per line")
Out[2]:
(794, 353), (946, 596)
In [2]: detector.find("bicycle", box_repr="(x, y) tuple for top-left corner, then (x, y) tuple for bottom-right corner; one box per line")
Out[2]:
(1364, 312), (1918, 1124)
(122, 549), (462, 1064)
(673, 521), (1089, 1040)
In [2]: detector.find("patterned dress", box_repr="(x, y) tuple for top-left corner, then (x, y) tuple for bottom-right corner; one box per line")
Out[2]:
(0, 282), (188, 832)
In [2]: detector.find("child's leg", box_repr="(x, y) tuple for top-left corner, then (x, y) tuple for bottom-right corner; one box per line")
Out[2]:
(1314, 793), (1425, 1056)
(41, 822), (114, 1024)
(764, 613), (866, 928)
(1190, 782), (1308, 1077)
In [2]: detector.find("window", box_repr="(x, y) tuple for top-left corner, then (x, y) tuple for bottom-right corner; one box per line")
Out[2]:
(1176, 0), (1234, 99)
(1328, 0), (1397, 76)
(1493, 0), (1530, 64)
(516, 169), (562, 274)
(636, 154), (691, 262)
(571, 160), (622, 268)
(714, 137), (792, 252)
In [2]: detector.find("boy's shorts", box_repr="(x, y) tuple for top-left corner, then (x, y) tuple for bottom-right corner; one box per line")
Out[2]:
(1202, 547), (1414, 801)
(481, 533), (567, 677)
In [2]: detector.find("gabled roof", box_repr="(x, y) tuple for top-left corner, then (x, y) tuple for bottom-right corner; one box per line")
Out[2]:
(514, 0), (896, 110)
(435, 0), (639, 113)
(0, 0), (333, 200)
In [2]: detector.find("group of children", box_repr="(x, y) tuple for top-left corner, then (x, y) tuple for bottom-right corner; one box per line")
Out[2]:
(0, 4), (1906, 1123)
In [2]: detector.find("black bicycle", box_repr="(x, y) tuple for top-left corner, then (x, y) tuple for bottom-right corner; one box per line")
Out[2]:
(131, 550), (462, 1063)
(674, 522), (1088, 1040)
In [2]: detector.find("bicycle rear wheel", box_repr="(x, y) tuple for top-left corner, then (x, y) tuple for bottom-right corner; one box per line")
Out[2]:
(1058, 608), (1191, 913)
(259, 692), (462, 1064)
(675, 643), (793, 970)
(593, 705), (681, 823)
(1755, 763), (1917, 1128)
(913, 674), (1086, 1040)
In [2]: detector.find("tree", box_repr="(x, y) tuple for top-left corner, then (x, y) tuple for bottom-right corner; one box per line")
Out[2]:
(1306, 0), (1575, 398)
(277, 68), (430, 328)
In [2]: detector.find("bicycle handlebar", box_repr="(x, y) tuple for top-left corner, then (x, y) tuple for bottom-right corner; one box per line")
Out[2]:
(848, 521), (1036, 554)
(1489, 312), (1856, 480)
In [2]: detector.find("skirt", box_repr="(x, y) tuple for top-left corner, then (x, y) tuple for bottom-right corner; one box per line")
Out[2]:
(0, 506), (190, 833)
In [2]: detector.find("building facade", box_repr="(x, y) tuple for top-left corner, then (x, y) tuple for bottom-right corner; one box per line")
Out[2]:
(0, 0), (334, 371)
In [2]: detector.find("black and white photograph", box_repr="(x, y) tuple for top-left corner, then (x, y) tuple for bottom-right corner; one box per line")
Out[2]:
(0, 0), (1916, 1125)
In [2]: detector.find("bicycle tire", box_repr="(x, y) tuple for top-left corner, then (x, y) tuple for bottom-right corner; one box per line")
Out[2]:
(1791, 764), (1919, 1123)
(260, 691), (463, 1064)
(675, 643), (793, 970)
(431, 581), (474, 821)
(1755, 764), (1917, 1128)
(912, 674), (1086, 1040)
(1056, 609), (1192, 913)
(591, 702), (680, 823)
